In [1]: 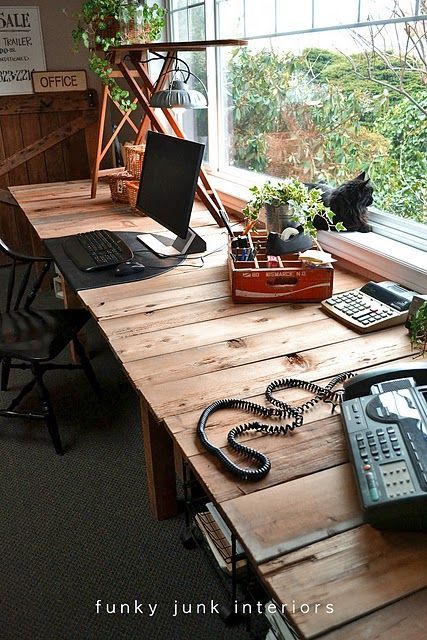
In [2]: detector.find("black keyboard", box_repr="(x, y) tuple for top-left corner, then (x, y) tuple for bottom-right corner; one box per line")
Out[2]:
(63, 230), (134, 272)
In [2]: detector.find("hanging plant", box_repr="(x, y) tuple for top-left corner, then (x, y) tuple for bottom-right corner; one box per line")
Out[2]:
(69, 1), (166, 112)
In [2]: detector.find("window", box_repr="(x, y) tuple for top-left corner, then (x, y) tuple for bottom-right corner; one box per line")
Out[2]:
(167, 1), (427, 240)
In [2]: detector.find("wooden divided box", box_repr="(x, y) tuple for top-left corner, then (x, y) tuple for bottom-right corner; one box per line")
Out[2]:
(228, 231), (334, 303)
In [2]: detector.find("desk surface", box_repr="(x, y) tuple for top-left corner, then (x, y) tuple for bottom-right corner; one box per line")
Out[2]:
(10, 180), (427, 640)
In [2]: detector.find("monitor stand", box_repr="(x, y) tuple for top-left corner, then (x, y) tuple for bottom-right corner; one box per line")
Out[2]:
(137, 227), (206, 257)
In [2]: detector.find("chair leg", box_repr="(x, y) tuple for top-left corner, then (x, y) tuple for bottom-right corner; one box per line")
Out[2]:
(1, 357), (11, 391)
(32, 364), (63, 455)
(72, 337), (100, 394)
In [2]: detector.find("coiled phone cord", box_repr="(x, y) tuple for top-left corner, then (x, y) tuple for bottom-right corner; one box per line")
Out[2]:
(197, 372), (354, 481)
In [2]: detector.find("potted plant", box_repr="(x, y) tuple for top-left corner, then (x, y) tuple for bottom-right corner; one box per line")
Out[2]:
(242, 178), (345, 238)
(409, 301), (427, 357)
(70, 1), (166, 112)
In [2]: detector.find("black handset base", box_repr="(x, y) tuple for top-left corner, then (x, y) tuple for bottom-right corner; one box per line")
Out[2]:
(341, 363), (427, 531)
(343, 363), (427, 400)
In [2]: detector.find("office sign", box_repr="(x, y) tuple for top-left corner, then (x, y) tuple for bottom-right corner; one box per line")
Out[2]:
(32, 70), (88, 93)
(0, 6), (46, 95)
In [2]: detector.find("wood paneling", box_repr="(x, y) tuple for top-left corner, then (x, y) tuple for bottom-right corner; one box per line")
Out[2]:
(0, 91), (98, 261)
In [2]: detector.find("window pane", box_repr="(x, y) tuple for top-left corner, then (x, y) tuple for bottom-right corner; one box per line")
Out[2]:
(314, 0), (358, 27)
(181, 51), (209, 162)
(245, 0), (276, 37)
(221, 22), (427, 223)
(217, 0), (245, 39)
(171, 9), (189, 40)
(188, 5), (205, 40)
(170, 0), (188, 9)
(277, 1), (313, 31)
(360, 0), (419, 21)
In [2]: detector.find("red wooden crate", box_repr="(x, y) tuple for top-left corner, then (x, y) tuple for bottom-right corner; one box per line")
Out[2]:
(228, 231), (333, 303)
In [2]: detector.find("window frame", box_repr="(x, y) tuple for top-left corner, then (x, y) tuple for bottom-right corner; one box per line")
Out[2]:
(166, 1), (427, 258)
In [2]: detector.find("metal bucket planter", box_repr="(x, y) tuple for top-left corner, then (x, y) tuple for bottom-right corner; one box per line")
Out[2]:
(264, 203), (297, 234)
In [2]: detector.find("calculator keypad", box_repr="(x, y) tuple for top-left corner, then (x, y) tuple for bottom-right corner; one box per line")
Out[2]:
(323, 290), (399, 330)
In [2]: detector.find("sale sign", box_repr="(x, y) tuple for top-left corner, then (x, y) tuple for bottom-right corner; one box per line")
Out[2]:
(0, 7), (46, 95)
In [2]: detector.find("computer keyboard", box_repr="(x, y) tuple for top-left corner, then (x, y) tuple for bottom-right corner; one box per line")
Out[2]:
(63, 230), (133, 272)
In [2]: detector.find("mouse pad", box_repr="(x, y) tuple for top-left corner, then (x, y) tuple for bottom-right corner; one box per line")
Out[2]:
(44, 231), (186, 292)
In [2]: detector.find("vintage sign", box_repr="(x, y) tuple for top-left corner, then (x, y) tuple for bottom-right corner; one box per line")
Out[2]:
(32, 70), (88, 93)
(0, 6), (46, 95)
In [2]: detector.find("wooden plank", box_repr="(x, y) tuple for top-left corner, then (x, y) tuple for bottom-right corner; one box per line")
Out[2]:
(320, 589), (427, 640)
(96, 268), (363, 337)
(221, 464), (362, 564)
(1, 114), (28, 185)
(139, 327), (413, 420)
(259, 525), (427, 639)
(187, 415), (348, 504)
(0, 91), (97, 115)
(58, 111), (90, 180)
(121, 317), (356, 382)
(140, 398), (178, 520)
(0, 189), (17, 206)
(19, 113), (48, 184)
(39, 112), (67, 183)
(0, 111), (97, 178)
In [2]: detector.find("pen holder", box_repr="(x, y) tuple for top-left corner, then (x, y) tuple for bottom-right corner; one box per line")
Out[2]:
(228, 231), (334, 303)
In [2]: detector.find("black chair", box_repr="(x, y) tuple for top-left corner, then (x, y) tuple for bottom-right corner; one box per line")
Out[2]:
(0, 237), (99, 454)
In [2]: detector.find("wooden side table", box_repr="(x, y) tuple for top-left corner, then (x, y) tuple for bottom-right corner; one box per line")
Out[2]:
(90, 39), (247, 226)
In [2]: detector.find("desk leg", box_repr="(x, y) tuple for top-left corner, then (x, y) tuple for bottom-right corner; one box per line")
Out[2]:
(140, 398), (178, 520)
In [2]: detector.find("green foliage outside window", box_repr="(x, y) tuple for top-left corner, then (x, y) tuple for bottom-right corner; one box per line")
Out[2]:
(227, 47), (426, 223)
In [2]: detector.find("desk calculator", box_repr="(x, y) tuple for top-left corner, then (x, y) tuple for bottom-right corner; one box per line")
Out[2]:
(321, 281), (418, 333)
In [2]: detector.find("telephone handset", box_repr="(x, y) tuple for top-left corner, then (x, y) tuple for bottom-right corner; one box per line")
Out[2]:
(341, 363), (427, 531)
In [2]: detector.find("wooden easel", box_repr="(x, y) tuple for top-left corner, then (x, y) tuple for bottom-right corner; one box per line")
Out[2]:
(90, 40), (247, 227)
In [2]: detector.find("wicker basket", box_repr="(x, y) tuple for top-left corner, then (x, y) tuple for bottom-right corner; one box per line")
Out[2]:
(127, 181), (145, 216)
(125, 144), (145, 179)
(108, 171), (133, 204)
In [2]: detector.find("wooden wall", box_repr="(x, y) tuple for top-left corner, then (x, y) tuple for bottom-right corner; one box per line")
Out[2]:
(0, 90), (98, 261)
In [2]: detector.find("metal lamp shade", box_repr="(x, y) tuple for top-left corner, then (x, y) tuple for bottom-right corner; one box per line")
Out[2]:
(149, 80), (207, 109)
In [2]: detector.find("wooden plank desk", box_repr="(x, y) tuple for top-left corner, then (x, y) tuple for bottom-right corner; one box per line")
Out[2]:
(9, 180), (427, 639)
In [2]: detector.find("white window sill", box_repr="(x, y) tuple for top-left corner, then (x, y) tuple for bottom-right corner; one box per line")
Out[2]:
(209, 171), (427, 293)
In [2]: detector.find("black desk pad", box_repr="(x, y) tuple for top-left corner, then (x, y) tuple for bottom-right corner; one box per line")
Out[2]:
(44, 231), (185, 292)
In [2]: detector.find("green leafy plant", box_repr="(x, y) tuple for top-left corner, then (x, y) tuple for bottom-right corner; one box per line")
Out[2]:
(409, 301), (427, 357)
(70, 1), (166, 112)
(242, 178), (343, 237)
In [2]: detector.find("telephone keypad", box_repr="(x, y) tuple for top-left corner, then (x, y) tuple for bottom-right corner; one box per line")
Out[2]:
(355, 428), (404, 463)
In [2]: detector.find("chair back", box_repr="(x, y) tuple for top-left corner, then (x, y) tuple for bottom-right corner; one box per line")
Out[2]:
(0, 237), (51, 312)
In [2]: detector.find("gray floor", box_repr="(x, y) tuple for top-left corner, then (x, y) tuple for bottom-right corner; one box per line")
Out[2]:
(0, 268), (263, 640)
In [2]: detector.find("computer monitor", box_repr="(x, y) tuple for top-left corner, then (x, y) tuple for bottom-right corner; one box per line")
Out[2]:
(136, 131), (206, 256)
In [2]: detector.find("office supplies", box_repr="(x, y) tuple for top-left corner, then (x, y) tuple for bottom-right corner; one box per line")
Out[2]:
(341, 363), (427, 530)
(218, 209), (235, 238)
(136, 131), (207, 256)
(198, 372), (353, 480)
(228, 230), (333, 303)
(63, 229), (133, 272)
(321, 280), (419, 332)
(114, 260), (145, 277)
(265, 230), (313, 256)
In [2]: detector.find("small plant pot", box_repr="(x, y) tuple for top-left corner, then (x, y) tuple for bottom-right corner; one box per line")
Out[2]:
(265, 204), (296, 234)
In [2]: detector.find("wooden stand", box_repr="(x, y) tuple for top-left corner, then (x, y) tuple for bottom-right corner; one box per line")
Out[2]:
(90, 40), (247, 226)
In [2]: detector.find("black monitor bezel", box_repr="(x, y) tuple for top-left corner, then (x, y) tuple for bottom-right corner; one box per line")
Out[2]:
(135, 131), (205, 240)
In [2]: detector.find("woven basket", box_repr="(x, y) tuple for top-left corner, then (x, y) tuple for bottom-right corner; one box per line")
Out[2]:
(125, 144), (145, 179)
(127, 181), (145, 216)
(108, 171), (133, 204)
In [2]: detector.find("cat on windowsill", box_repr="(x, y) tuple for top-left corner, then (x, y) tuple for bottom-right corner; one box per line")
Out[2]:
(307, 171), (373, 233)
